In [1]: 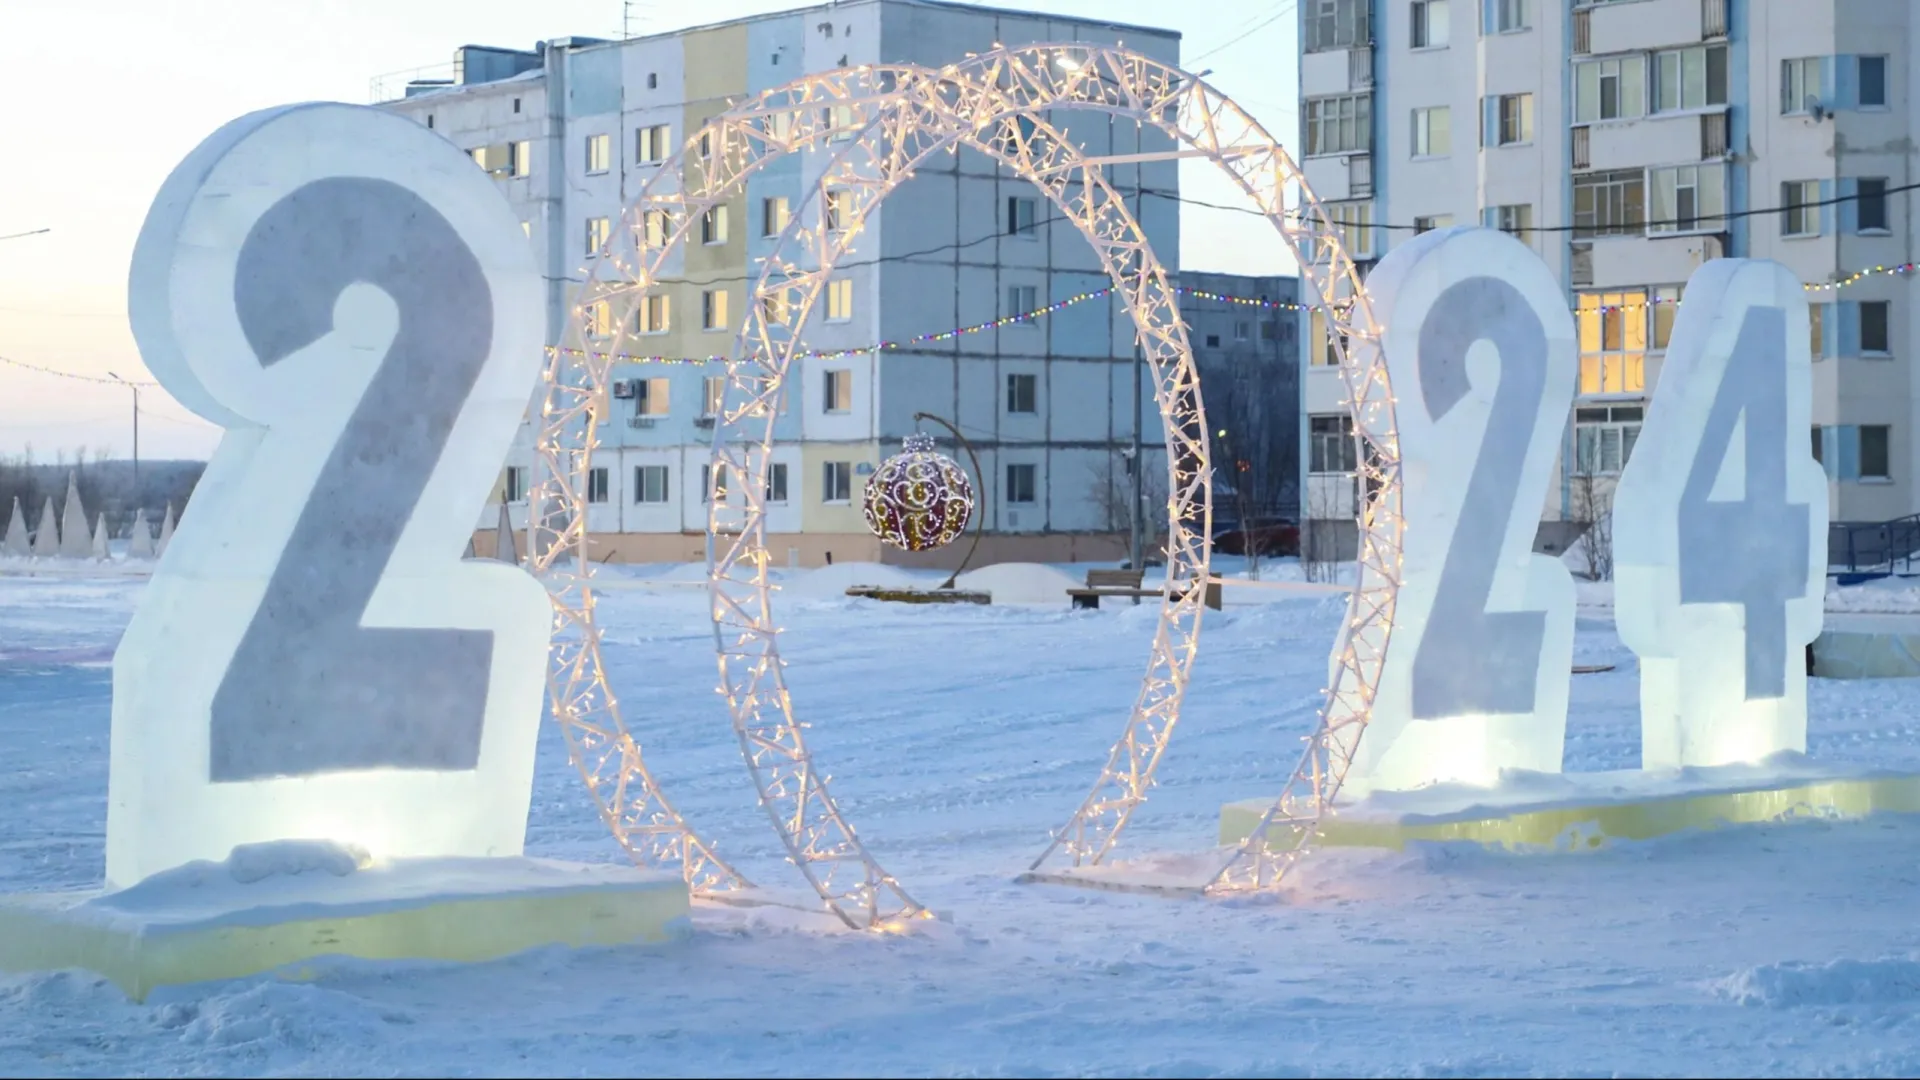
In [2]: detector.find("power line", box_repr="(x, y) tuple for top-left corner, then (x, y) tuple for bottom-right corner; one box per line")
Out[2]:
(0, 354), (158, 387)
(1186, 2), (1299, 68)
(0, 228), (49, 242)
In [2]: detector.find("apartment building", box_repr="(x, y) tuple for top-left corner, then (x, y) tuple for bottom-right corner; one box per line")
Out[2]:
(1177, 273), (1304, 525)
(376, 0), (1181, 567)
(1299, 0), (1917, 546)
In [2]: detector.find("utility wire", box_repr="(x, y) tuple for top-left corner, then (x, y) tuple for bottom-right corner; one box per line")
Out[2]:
(1186, 1), (1298, 68)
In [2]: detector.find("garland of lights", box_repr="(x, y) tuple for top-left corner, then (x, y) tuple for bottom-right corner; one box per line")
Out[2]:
(535, 262), (1920, 368)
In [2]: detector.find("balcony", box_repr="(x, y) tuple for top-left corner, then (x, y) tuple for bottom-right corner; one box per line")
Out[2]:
(1348, 155), (1373, 198)
(1589, 0), (1704, 55)
(1572, 10), (1592, 56)
(1700, 111), (1730, 158)
(1348, 47), (1373, 90)
(1571, 244), (1594, 287)
(1571, 126), (1591, 170)
(1588, 111), (1717, 171)
(1702, 0), (1728, 38)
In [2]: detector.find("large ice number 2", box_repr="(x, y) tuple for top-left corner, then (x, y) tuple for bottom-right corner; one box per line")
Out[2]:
(208, 177), (498, 781)
(1675, 306), (1807, 699)
(1411, 277), (1557, 719)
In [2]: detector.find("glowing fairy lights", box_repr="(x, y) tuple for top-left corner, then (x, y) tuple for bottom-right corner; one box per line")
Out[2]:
(863, 433), (974, 553)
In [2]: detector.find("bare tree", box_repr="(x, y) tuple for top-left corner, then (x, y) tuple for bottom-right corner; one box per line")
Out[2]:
(1089, 454), (1169, 564)
(1569, 470), (1615, 582)
(1301, 482), (1345, 584)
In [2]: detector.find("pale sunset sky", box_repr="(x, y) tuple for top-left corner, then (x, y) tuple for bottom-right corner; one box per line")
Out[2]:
(0, 0), (1300, 461)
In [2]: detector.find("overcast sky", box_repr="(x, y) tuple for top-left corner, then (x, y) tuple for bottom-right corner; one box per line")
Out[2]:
(0, 0), (1299, 461)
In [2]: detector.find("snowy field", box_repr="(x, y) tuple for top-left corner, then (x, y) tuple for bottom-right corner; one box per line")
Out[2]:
(4, 560), (1920, 1077)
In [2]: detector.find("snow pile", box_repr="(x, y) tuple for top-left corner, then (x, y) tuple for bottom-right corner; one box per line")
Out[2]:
(781, 561), (934, 600)
(1716, 957), (1920, 1007)
(953, 562), (1080, 605)
(1826, 576), (1920, 613)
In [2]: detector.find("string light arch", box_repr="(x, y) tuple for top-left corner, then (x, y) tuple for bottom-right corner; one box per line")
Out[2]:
(533, 44), (1399, 927)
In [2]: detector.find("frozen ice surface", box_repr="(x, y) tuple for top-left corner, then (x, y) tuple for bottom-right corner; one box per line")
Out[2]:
(3, 560), (1920, 1076)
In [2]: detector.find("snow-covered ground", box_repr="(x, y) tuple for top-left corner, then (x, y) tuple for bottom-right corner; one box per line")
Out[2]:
(4, 560), (1920, 1076)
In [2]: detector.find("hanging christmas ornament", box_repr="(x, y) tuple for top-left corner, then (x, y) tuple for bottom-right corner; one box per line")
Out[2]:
(863, 432), (974, 552)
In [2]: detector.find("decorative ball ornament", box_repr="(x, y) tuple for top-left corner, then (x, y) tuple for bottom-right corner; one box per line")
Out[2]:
(863, 432), (974, 552)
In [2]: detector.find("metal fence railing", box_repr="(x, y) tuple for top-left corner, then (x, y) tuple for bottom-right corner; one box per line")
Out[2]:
(1829, 515), (1920, 575)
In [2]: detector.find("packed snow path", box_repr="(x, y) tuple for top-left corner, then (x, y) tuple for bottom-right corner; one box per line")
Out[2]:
(2, 568), (1918, 1077)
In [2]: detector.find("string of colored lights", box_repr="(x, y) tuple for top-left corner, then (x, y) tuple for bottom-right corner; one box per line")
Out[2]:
(546, 263), (1920, 366)
(8, 262), (1913, 384)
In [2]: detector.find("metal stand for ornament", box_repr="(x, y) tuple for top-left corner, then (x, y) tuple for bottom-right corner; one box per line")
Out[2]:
(912, 412), (986, 592)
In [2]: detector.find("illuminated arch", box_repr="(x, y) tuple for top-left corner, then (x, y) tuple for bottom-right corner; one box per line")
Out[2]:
(534, 45), (1400, 927)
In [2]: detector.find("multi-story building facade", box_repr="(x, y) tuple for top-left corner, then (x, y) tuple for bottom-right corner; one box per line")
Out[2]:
(1299, 0), (1916, 548)
(1177, 273), (1303, 525)
(377, 0), (1180, 567)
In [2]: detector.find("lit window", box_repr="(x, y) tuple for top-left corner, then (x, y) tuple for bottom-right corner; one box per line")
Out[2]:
(1410, 0), (1449, 49)
(825, 188), (853, 232)
(701, 205), (729, 245)
(638, 294), (669, 334)
(633, 465), (670, 504)
(585, 133), (611, 174)
(1411, 106), (1450, 157)
(823, 370), (852, 414)
(762, 196), (791, 237)
(826, 278), (854, 322)
(702, 289), (729, 332)
(636, 124), (670, 163)
(643, 210), (670, 249)
(1575, 290), (1648, 396)
(1780, 180), (1820, 237)
(585, 216), (610, 256)
(1647, 164), (1726, 233)
(635, 377), (670, 416)
(1494, 93), (1533, 146)
(702, 375), (726, 416)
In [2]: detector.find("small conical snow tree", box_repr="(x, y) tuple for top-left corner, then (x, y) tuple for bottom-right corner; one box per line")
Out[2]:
(57, 472), (91, 559)
(30, 496), (58, 558)
(494, 501), (517, 564)
(156, 503), (176, 557)
(128, 508), (155, 558)
(91, 512), (109, 560)
(3, 497), (28, 558)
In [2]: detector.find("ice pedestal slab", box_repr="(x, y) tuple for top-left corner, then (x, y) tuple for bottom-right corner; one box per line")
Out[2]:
(1221, 755), (1920, 853)
(0, 844), (689, 1001)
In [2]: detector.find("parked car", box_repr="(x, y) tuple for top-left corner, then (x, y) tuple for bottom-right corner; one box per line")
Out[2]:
(1211, 515), (1299, 557)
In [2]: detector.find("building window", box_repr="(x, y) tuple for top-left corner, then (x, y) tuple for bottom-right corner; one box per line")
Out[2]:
(1494, 93), (1534, 146)
(1304, 0), (1371, 52)
(643, 209), (669, 249)
(1413, 214), (1453, 234)
(700, 205), (729, 245)
(826, 278), (854, 322)
(702, 375), (726, 416)
(1235, 320), (1250, 341)
(825, 188), (852, 232)
(823, 369), (852, 413)
(1305, 94), (1372, 156)
(521, 221), (531, 238)
(638, 294), (669, 334)
(766, 462), (789, 502)
(586, 468), (610, 504)
(701, 464), (728, 503)
(762, 196), (790, 236)
(1573, 405), (1643, 476)
(1780, 180), (1820, 237)
(824, 103), (857, 141)
(1859, 56), (1888, 108)
(1647, 164), (1725, 233)
(1007, 196), (1038, 237)
(1326, 202), (1373, 254)
(512, 140), (531, 177)
(647, 72), (658, 89)
(502, 466), (528, 503)
(1489, 203), (1531, 236)
(1411, 106), (1451, 157)
(1857, 178), (1890, 232)
(702, 289), (729, 332)
(1572, 169), (1645, 239)
(585, 216), (610, 255)
(1309, 415), (1357, 473)
(634, 465), (669, 504)
(1810, 303), (1826, 357)
(1410, 0), (1449, 48)
(1493, 0), (1528, 32)
(1205, 334), (1221, 348)
(585, 133), (611, 174)
(636, 124), (670, 164)
(1576, 291), (1648, 396)
(1652, 284), (1684, 349)
(1781, 57), (1823, 114)
(1006, 373), (1037, 414)
(1812, 426), (1825, 466)
(635, 377), (670, 416)
(697, 130), (712, 159)
(821, 461), (852, 503)
(760, 290), (791, 328)
(765, 110), (794, 143)
(1006, 284), (1039, 321)
(1574, 56), (1647, 123)
(1005, 463), (1037, 504)
(1861, 426), (1892, 480)
(1861, 301), (1891, 355)
(1652, 45), (1727, 113)
(1309, 309), (1346, 365)
(587, 300), (614, 339)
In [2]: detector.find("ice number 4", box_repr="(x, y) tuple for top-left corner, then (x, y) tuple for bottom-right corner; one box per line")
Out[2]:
(109, 103), (549, 887)
(1614, 260), (1825, 769)
(1344, 226), (1578, 792)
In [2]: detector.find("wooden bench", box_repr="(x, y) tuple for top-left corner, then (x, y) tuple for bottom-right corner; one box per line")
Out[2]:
(1066, 569), (1223, 611)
